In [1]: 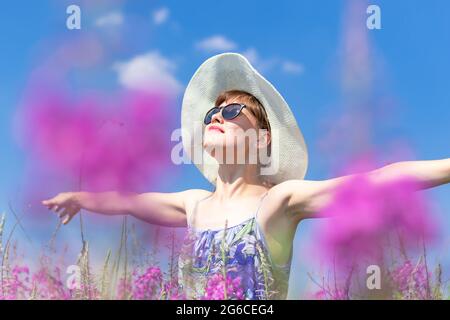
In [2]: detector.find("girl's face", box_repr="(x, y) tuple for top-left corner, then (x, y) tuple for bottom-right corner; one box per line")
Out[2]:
(203, 98), (267, 164)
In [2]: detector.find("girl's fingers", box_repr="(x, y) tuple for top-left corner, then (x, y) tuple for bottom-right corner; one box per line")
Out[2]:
(43, 202), (52, 209)
(59, 208), (69, 219)
(60, 207), (78, 225)
(62, 215), (70, 225)
(63, 211), (76, 225)
(51, 204), (66, 213)
(42, 199), (55, 208)
(48, 203), (58, 210)
(44, 198), (78, 224)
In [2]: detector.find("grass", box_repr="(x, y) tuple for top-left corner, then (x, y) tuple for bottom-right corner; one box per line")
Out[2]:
(0, 208), (449, 300)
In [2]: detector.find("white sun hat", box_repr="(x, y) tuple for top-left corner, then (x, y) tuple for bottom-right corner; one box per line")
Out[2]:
(181, 52), (308, 186)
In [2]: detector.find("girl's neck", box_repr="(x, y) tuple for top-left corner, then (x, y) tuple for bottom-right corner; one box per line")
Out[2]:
(213, 164), (268, 202)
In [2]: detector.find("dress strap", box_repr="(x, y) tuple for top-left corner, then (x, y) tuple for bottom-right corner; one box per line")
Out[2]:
(254, 191), (269, 219)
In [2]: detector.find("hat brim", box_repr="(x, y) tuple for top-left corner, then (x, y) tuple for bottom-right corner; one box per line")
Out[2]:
(181, 52), (308, 186)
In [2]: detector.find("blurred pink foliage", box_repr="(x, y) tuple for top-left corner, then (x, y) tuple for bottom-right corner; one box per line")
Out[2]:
(314, 170), (438, 271)
(18, 88), (173, 192)
(311, 288), (347, 300)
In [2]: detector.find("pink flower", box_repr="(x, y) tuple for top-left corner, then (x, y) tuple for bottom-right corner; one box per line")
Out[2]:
(132, 266), (163, 300)
(0, 264), (32, 300)
(391, 260), (430, 299)
(31, 267), (73, 300)
(162, 281), (186, 300)
(202, 274), (244, 300)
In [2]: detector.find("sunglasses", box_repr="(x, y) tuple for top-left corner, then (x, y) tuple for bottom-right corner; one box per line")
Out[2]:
(203, 103), (247, 125)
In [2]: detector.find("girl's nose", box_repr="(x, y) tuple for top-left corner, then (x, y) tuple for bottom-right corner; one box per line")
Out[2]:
(211, 109), (224, 124)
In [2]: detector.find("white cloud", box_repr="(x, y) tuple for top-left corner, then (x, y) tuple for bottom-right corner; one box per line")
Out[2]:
(282, 61), (304, 74)
(241, 48), (278, 73)
(195, 35), (237, 53)
(113, 52), (182, 94)
(153, 7), (170, 25)
(241, 48), (258, 65)
(95, 11), (124, 27)
(241, 48), (304, 76)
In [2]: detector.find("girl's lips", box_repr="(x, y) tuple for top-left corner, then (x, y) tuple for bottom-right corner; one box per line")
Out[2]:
(208, 125), (225, 133)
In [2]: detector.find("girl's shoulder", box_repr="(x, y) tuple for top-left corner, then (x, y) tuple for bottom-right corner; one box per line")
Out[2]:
(183, 188), (212, 199)
(182, 188), (212, 217)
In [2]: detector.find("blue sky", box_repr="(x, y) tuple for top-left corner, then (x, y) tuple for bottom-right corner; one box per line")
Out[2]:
(0, 0), (449, 298)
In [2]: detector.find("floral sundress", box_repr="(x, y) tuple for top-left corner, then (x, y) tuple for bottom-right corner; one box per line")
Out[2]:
(178, 192), (292, 300)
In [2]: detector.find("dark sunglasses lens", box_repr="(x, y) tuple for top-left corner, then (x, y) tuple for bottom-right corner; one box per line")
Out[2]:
(204, 107), (220, 124)
(222, 104), (243, 120)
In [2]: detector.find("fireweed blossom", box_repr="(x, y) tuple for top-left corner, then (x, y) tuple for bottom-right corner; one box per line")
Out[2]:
(313, 173), (438, 272)
(391, 259), (430, 300)
(0, 265), (31, 300)
(132, 266), (163, 300)
(30, 266), (74, 300)
(202, 274), (245, 300)
(117, 266), (186, 300)
(0, 264), (74, 300)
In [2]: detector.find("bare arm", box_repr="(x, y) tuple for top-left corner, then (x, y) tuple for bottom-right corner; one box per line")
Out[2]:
(42, 189), (209, 227)
(274, 158), (450, 220)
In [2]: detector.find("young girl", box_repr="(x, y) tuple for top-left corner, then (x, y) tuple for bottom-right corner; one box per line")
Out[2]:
(42, 53), (450, 300)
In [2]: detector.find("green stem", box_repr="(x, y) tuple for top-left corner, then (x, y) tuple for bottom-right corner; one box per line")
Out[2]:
(221, 220), (228, 300)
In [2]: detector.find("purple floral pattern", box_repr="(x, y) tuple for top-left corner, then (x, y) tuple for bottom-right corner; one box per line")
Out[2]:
(178, 217), (291, 300)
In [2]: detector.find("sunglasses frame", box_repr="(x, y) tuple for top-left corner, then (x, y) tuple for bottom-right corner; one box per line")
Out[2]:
(203, 103), (247, 125)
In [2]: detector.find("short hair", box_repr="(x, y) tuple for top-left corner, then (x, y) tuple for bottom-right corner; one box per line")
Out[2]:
(214, 90), (271, 134)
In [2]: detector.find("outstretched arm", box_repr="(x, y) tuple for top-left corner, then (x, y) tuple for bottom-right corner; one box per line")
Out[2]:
(274, 158), (450, 220)
(42, 189), (209, 227)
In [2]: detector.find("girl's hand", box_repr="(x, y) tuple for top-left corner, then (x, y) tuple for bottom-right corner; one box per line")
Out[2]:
(42, 192), (81, 225)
